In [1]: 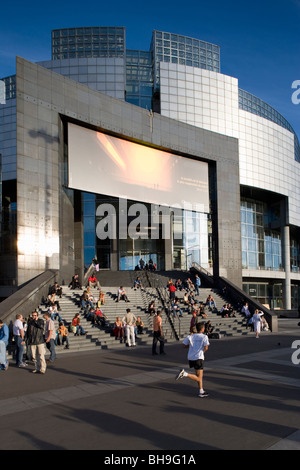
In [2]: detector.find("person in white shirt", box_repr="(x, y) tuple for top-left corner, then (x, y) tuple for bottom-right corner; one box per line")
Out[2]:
(122, 308), (137, 347)
(116, 286), (130, 303)
(242, 302), (251, 318)
(253, 309), (264, 338)
(43, 312), (57, 363)
(175, 322), (210, 398)
(13, 314), (27, 368)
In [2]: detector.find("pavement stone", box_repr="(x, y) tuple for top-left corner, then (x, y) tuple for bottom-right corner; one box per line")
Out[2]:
(0, 320), (299, 452)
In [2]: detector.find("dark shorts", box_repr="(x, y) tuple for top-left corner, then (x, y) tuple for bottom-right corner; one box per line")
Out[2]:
(189, 359), (204, 370)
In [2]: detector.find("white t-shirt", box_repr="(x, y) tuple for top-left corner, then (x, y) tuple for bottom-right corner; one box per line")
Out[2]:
(253, 312), (263, 332)
(253, 312), (263, 324)
(182, 333), (210, 361)
(13, 319), (23, 336)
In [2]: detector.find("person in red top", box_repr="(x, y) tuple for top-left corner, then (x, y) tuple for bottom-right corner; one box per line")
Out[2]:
(94, 308), (107, 327)
(88, 274), (101, 289)
(72, 313), (87, 336)
(152, 311), (165, 356)
(168, 282), (176, 301)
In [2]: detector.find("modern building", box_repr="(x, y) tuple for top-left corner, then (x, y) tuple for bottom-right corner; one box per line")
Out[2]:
(0, 27), (300, 311)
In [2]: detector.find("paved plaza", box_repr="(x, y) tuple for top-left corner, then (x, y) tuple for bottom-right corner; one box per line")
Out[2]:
(0, 319), (299, 451)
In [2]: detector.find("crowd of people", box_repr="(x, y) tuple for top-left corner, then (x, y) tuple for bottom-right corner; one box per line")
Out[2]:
(165, 275), (221, 338)
(135, 258), (157, 272)
(0, 269), (272, 372)
(0, 308), (60, 373)
(0, 280), (73, 372)
(0, 276), (93, 372)
(79, 281), (146, 347)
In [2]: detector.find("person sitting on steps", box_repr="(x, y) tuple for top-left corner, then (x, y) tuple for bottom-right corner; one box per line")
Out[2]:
(116, 286), (130, 303)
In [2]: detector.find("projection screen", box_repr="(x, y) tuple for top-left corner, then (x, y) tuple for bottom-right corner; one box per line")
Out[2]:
(68, 123), (210, 213)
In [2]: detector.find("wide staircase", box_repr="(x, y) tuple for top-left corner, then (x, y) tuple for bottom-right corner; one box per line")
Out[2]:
(8, 269), (251, 361)
(48, 269), (251, 354)
(35, 274), (177, 356)
(144, 270), (250, 339)
(168, 286), (250, 339)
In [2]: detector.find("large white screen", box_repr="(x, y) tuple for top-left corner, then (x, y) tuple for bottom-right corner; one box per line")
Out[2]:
(68, 123), (209, 213)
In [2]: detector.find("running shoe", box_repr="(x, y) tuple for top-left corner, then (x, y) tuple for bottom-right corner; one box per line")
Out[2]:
(175, 368), (185, 380)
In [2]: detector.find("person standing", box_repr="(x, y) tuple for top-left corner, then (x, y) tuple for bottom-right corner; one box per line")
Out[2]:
(175, 322), (209, 397)
(122, 308), (137, 347)
(43, 312), (57, 363)
(195, 274), (201, 296)
(253, 309), (264, 338)
(0, 319), (9, 370)
(168, 282), (176, 301)
(27, 311), (47, 374)
(152, 310), (165, 355)
(190, 311), (200, 330)
(13, 314), (27, 368)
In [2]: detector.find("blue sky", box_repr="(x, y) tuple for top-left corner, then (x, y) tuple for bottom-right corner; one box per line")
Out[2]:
(1, 0), (299, 136)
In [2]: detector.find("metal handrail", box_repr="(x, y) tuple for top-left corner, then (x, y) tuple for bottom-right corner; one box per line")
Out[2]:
(191, 262), (213, 279)
(190, 262), (278, 332)
(147, 272), (180, 340)
(83, 263), (96, 287)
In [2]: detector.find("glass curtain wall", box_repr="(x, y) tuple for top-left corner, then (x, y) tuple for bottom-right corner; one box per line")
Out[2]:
(83, 192), (96, 268)
(52, 27), (126, 60)
(173, 210), (211, 270)
(291, 284), (300, 309)
(241, 198), (282, 271)
(83, 192), (211, 271)
(239, 89), (300, 163)
(151, 30), (220, 91)
(126, 50), (153, 109)
(242, 282), (283, 309)
(0, 180), (17, 285)
(291, 238), (300, 272)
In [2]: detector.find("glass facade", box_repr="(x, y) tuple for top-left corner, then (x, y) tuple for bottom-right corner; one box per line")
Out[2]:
(151, 30), (220, 91)
(173, 211), (211, 270)
(243, 282), (300, 310)
(125, 50), (153, 109)
(1, 76), (16, 101)
(291, 238), (300, 272)
(83, 192), (210, 272)
(239, 88), (300, 163)
(242, 282), (283, 309)
(241, 198), (282, 271)
(83, 192), (96, 268)
(119, 238), (165, 271)
(291, 284), (300, 309)
(0, 180), (17, 285)
(52, 27), (126, 60)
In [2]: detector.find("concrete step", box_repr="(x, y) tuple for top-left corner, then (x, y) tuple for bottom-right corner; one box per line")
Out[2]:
(37, 285), (175, 354)
(6, 278), (251, 362)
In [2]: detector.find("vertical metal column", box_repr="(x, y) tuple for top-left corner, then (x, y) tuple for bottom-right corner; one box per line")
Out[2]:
(283, 224), (291, 310)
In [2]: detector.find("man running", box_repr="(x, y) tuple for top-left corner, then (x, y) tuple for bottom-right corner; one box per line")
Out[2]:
(175, 322), (209, 398)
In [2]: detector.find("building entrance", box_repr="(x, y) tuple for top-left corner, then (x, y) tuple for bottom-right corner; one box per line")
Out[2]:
(119, 238), (165, 271)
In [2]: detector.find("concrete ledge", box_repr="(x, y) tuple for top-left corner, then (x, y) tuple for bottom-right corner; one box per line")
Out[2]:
(0, 270), (59, 326)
